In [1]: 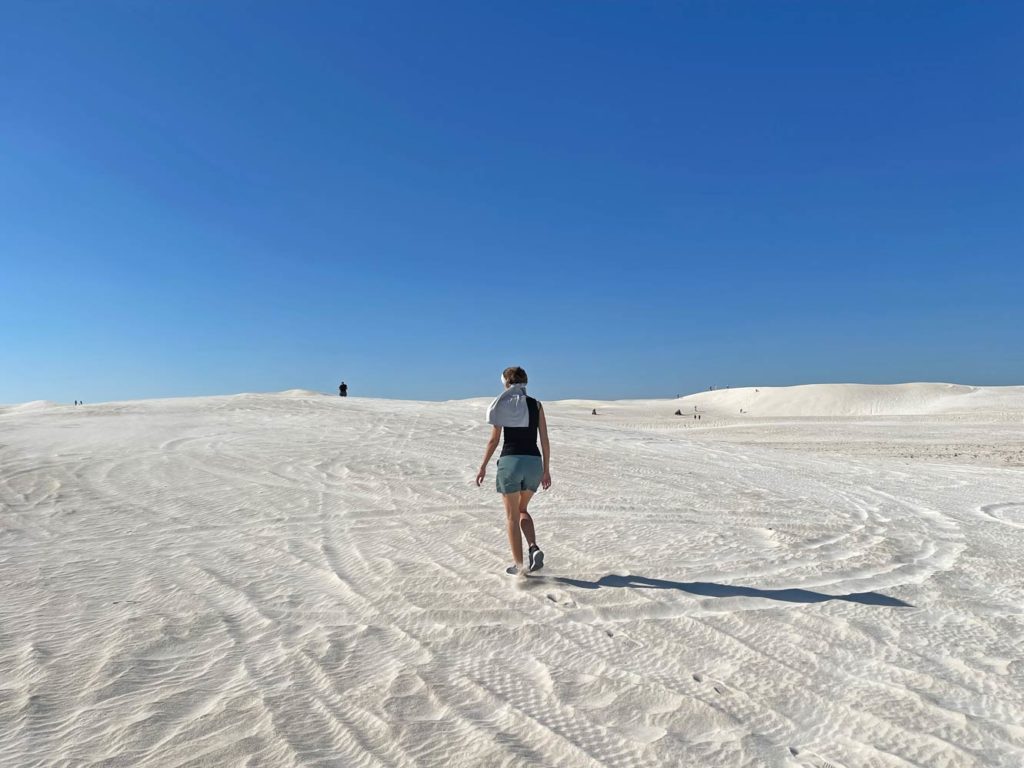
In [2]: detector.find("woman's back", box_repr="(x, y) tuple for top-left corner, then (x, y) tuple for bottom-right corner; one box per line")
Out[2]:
(500, 397), (541, 457)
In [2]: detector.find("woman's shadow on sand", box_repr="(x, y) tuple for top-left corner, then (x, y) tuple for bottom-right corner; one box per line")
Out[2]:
(552, 574), (911, 607)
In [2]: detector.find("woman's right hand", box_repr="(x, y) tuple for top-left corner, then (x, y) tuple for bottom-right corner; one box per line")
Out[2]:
(475, 466), (487, 486)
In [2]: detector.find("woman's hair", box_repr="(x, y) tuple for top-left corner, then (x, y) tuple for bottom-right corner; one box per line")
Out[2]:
(502, 366), (528, 385)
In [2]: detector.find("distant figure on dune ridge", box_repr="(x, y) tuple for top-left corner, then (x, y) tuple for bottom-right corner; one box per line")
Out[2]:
(592, 408), (597, 415)
(477, 366), (551, 576)
(338, 381), (348, 397)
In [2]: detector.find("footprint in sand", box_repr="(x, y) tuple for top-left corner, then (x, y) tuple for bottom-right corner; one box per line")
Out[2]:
(691, 673), (728, 694)
(545, 591), (576, 608)
(789, 746), (845, 768)
(979, 502), (1024, 528)
(602, 629), (642, 650)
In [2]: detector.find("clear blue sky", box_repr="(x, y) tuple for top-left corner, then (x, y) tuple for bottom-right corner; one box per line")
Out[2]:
(2, 1), (1021, 403)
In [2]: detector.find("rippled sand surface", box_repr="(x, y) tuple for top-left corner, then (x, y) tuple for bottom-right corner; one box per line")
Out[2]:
(1, 390), (1022, 767)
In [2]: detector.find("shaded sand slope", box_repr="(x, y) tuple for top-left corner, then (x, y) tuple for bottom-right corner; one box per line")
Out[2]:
(1, 389), (1022, 766)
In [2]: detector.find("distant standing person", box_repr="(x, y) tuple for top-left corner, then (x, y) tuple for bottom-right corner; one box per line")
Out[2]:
(339, 381), (348, 397)
(476, 367), (551, 575)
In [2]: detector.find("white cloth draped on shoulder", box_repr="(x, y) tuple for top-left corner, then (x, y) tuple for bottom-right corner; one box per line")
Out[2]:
(486, 383), (529, 428)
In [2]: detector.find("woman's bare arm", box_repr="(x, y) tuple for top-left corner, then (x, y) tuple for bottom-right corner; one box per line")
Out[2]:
(476, 425), (502, 486)
(538, 404), (552, 489)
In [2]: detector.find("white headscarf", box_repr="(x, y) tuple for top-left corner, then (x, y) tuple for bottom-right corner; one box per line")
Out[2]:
(486, 382), (529, 428)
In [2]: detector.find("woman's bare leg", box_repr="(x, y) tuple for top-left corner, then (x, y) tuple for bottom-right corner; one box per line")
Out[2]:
(502, 491), (524, 567)
(518, 489), (537, 547)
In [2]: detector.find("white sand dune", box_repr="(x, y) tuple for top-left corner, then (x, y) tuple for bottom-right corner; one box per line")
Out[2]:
(678, 383), (1024, 418)
(1, 385), (1022, 766)
(278, 389), (332, 398)
(3, 399), (62, 413)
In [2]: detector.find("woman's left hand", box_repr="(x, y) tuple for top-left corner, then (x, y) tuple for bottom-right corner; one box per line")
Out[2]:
(475, 466), (487, 487)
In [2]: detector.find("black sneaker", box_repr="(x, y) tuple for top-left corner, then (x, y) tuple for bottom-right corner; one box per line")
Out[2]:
(528, 546), (544, 572)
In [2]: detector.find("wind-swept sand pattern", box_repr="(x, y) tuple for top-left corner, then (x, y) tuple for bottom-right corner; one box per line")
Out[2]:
(1, 386), (1022, 767)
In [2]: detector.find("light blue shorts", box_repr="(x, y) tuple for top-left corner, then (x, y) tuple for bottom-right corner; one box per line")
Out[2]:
(496, 455), (543, 494)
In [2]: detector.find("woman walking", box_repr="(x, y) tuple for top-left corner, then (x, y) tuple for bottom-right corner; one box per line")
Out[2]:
(476, 367), (551, 575)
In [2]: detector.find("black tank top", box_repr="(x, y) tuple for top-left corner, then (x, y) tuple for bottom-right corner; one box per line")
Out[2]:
(500, 397), (541, 457)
